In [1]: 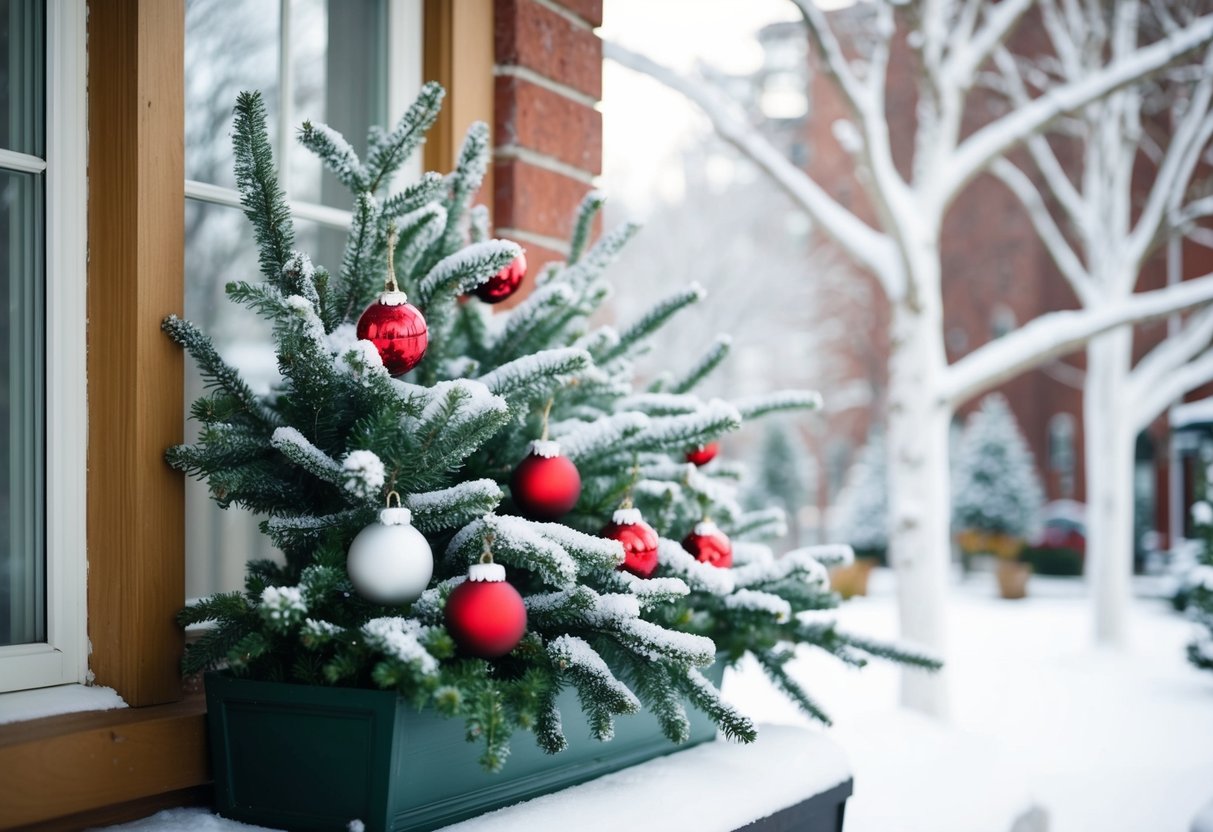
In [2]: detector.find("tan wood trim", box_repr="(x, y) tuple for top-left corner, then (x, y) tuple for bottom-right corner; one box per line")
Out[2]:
(423, 0), (494, 190)
(0, 698), (209, 830)
(86, 0), (187, 707)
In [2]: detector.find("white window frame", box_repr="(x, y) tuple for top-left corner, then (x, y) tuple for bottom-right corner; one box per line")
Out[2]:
(0, 0), (89, 693)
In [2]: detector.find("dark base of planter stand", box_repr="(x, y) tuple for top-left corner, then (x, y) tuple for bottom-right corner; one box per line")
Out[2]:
(740, 780), (853, 832)
(205, 669), (722, 832)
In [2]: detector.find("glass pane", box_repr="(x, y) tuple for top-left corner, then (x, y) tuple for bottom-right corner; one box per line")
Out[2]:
(0, 0), (44, 157)
(184, 199), (343, 598)
(0, 169), (44, 646)
(185, 0), (385, 210)
(185, 0), (281, 190)
(287, 0), (386, 207)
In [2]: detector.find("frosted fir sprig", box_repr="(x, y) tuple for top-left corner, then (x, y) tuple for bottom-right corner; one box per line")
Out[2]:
(341, 450), (386, 500)
(271, 427), (343, 487)
(732, 389), (824, 421)
(669, 335), (733, 394)
(548, 635), (641, 741)
(260, 586), (308, 632)
(404, 480), (503, 533)
(595, 283), (707, 365)
(419, 239), (522, 306)
(362, 617), (439, 676)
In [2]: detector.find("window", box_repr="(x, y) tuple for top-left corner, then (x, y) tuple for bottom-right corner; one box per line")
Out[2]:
(0, 0), (87, 692)
(183, 0), (422, 600)
(1048, 412), (1076, 499)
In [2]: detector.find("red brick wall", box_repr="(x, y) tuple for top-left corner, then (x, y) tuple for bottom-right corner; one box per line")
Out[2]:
(492, 0), (602, 293)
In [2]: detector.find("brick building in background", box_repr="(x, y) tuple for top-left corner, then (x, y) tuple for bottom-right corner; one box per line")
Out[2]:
(750, 11), (1213, 553)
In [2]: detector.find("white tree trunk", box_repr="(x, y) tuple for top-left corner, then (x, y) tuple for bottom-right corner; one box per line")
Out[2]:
(887, 299), (953, 716)
(1085, 327), (1135, 645)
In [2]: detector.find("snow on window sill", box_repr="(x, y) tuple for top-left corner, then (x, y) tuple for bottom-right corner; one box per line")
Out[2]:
(0, 683), (127, 726)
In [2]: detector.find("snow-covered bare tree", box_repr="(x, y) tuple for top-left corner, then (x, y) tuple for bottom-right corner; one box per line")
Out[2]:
(987, 2), (1213, 646)
(607, 1), (1213, 715)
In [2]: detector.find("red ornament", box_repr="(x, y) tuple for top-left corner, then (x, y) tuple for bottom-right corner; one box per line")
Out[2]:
(511, 440), (582, 521)
(686, 442), (719, 466)
(444, 562), (528, 658)
(682, 520), (732, 568)
(474, 252), (527, 304)
(356, 290), (428, 375)
(601, 508), (659, 579)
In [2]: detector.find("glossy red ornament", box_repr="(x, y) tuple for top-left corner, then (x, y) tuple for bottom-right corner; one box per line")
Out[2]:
(356, 290), (428, 375)
(444, 562), (528, 658)
(511, 440), (582, 521)
(474, 252), (527, 304)
(685, 442), (719, 466)
(601, 508), (659, 579)
(682, 520), (733, 568)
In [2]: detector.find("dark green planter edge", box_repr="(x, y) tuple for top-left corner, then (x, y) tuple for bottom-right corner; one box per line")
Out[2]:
(205, 663), (725, 832)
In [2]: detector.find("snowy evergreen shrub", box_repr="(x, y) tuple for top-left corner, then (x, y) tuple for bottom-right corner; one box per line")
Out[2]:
(1186, 463), (1213, 674)
(746, 421), (815, 546)
(952, 395), (1044, 540)
(171, 87), (939, 771)
(830, 430), (889, 559)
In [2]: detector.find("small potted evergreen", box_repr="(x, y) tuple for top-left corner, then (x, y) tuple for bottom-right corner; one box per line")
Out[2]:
(829, 430), (888, 598)
(171, 87), (940, 832)
(952, 395), (1044, 597)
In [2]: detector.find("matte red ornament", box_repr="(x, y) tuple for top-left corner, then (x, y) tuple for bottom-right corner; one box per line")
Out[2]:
(601, 508), (659, 579)
(685, 442), (719, 466)
(356, 290), (428, 376)
(444, 563), (528, 658)
(511, 440), (582, 521)
(682, 520), (733, 568)
(474, 252), (527, 304)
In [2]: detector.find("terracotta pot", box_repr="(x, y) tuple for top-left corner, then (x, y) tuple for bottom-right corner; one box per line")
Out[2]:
(829, 557), (877, 599)
(996, 560), (1032, 600)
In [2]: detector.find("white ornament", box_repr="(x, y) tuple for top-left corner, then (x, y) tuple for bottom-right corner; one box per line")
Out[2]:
(346, 501), (434, 604)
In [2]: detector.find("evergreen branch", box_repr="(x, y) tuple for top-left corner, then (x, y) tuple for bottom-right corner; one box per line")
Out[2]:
(419, 240), (523, 308)
(753, 647), (832, 724)
(670, 336), (733, 394)
(404, 479), (503, 533)
(680, 667), (756, 742)
(477, 348), (591, 405)
(733, 390), (824, 421)
(366, 81), (445, 193)
(394, 203), (447, 279)
(162, 315), (274, 426)
(270, 426), (344, 487)
(549, 635), (640, 741)
(339, 192), (382, 319)
(568, 191), (606, 265)
(381, 171), (446, 222)
(298, 121), (367, 191)
(440, 121), (492, 254)
(232, 91), (295, 286)
(596, 284), (706, 364)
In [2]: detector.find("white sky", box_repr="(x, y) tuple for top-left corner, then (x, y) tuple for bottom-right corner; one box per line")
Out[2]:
(599, 1), (812, 212)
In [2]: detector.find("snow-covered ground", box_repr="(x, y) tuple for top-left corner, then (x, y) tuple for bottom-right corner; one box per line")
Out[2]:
(723, 569), (1213, 832)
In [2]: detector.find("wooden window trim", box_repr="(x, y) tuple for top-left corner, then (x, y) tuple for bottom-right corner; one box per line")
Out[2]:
(0, 3), (493, 828)
(423, 0), (494, 183)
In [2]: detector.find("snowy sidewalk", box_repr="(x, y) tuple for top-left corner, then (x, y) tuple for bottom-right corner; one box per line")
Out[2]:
(723, 570), (1213, 832)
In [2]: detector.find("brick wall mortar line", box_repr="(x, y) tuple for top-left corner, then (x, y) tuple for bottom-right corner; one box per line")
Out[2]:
(494, 65), (599, 108)
(495, 143), (598, 184)
(529, 0), (595, 31)
(496, 226), (574, 255)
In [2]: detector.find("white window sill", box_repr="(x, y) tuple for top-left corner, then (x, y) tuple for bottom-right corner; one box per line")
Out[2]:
(0, 683), (127, 726)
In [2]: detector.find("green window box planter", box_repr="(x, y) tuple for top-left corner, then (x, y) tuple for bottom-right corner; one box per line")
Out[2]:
(205, 665), (723, 832)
